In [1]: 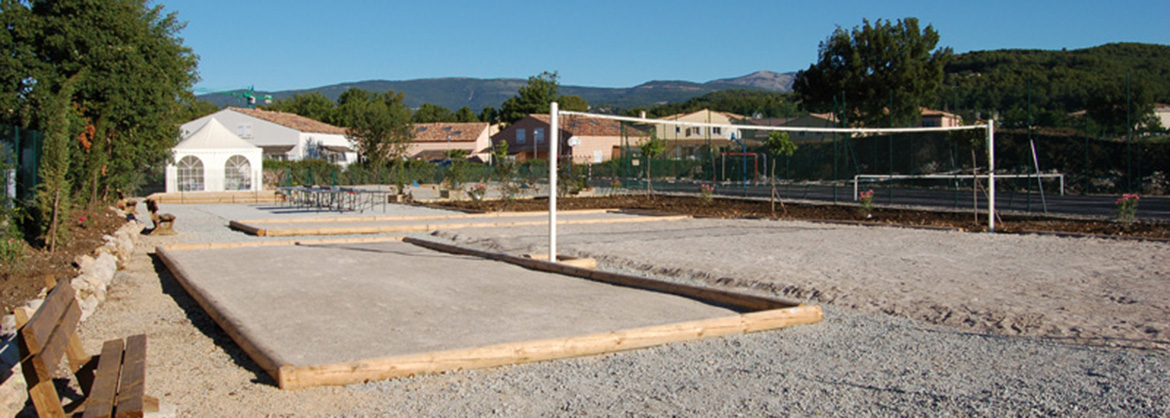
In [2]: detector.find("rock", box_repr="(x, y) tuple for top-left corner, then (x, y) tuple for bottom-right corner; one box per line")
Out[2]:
(75, 254), (96, 271)
(70, 276), (95, 294)
(22, 299), (42, 314)
(0, 364), (28, 418)
(78, 294), (100, 321)
(0, 316), (14, 336)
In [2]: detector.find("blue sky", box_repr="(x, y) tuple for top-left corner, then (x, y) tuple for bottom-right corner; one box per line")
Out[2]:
(156, 0), (1170, 92)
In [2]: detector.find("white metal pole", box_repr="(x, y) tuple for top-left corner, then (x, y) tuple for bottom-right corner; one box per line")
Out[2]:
(549, 102), (559, 263)
(987, 120), (996, 233)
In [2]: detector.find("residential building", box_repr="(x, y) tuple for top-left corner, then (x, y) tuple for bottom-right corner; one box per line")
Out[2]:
(408, 122), (493, 162)
(180, 107), (356, 166)
(492, 114), (647, 163)
(1156, 103), (1170, 130)
(920, 107), (963, 128)
(653, 109), (746, 159)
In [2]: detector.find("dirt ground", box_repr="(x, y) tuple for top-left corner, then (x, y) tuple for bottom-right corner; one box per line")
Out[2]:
(433, 194), (1170, 239)
(1, 206), (127, 314)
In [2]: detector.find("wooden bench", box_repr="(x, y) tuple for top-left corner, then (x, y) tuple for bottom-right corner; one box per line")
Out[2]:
(144, 199), (176, 236)
(14, 281), (157, 417)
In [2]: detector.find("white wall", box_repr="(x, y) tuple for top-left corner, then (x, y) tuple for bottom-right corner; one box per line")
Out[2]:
(165, 148), (263, 193)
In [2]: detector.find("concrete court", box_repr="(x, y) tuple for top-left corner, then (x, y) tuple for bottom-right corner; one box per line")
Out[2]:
(159, 239), (738, 368)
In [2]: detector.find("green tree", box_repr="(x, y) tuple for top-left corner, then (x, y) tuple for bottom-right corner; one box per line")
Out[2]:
(333, 88), (372, 128)
(412, 103), (454, 123)
(342, 90), (413, 166)
(479, 106), (498, 124)
(266, 92), (336, 123)
(639, 134), (665, 194)
(793, 18), (952, 127)
(491, 141), (520, 206)
(7, 0), (198, 196)
(176, 98), (221, 123)
(454, 106), (478, 122)
(0, 0), (36, 126)
(36, 74), (83, 251)
(557, 94), (589, 112)
(499, 71), (588, 124)
(763, 131), (797, 213)
(1085, 77), (1159, 136)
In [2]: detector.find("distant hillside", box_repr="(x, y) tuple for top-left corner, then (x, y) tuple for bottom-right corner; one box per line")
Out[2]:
(944, 42), (1170, 127)
(199, 71), (797, 112)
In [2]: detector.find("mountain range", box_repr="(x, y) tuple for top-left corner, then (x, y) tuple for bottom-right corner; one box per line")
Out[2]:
(199, 70), (797, 112)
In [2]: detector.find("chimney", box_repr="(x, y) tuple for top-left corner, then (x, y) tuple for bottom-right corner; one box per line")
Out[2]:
(639, 111), (647, 119)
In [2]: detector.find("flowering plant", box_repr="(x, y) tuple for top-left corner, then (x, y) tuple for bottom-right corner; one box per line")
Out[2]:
(699, 184), (715, 202)
(77, 211), (100, 228)
(858, 189), (875, 217)
(1115, 193), (1140, 226)
(467, 184), (487, 202)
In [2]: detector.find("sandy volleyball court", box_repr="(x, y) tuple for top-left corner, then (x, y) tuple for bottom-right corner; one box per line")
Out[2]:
(441, 217), (1170, 352)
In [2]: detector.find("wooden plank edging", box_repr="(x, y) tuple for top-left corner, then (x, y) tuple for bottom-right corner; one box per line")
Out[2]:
(277, 304), (822, 389)
(402, 238), (803, 311)
(232, 214), (690, 237)
(235, 209), (617, 225)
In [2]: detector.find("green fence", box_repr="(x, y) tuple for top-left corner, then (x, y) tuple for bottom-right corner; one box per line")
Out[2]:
(597, 120), (1169, 198)
(1, 123), (43, 203)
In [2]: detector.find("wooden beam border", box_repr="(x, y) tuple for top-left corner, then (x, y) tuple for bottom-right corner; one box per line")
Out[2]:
(229, 214), (689, 237)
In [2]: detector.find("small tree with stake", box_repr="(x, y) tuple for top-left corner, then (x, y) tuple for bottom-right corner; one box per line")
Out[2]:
(764, 131), (798, 213)
(639, 134), (665, 196)
(491, 141), (520, 208)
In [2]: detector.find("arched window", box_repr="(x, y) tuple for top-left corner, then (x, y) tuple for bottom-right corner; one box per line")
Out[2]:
(224, 155), (252, 190)
(177, 156), (204, 191)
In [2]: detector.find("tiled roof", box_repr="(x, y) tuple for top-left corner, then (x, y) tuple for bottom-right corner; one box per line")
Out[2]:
(230, 107), (346, 135)
(920, 107), (958, 117)
(530, 114), (635, 137)
(412, 122), (489, 143)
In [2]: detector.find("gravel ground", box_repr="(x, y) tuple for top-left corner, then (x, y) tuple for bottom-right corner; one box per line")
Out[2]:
(63, 203), (1170, 417)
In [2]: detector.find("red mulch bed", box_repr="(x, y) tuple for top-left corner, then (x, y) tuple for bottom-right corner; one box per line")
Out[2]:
(1, 207), (127, 314)
(431, 194), (1170, 240)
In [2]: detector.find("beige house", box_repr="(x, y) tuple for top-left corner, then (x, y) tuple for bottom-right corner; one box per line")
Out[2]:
(920, 107), (963, 127)
(492, 114), (646, 163)
(408, 122), (493, 162)
(653, 109), (746, 159)
(1156, 103), (1170, 130)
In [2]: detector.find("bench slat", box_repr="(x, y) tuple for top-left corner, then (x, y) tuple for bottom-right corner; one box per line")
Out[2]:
(21, 281), (76, 354)
(83, 339), (125, 418)
(114, 334), (147, 418)
(39, 300), (81, 375)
